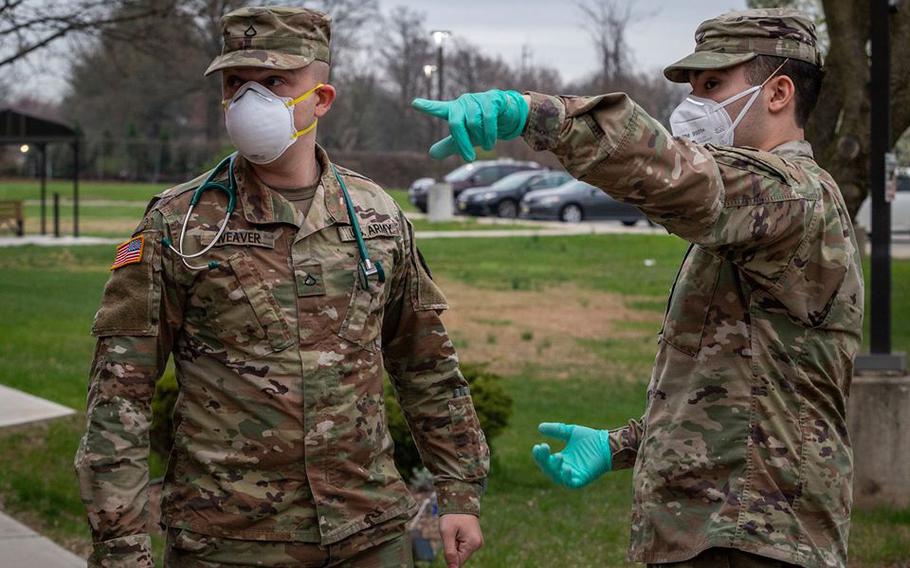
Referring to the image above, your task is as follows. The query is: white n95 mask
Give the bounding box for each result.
[669,58,788,146]
[224,81,324,164]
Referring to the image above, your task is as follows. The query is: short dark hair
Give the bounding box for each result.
[745,55,823,128]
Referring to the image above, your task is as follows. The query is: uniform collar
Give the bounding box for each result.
[770,139,814,160]
[234,145,349,233]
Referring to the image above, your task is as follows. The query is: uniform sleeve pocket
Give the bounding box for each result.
[411,248,448,312]
[92,230,162,337]
[447,395,490,479]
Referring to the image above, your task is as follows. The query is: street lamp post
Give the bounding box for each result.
[422,64,437,99]
[422,64,438,145]
[431,30,451,100]
[856,0,906,372]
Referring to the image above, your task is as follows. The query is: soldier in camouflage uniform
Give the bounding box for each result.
[414,8,862,568]
[74,7,489,568]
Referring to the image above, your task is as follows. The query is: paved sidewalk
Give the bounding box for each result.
[0,235,119,247]
[0,385,83,565]
[0,384,75,428]
[416,221,666,239]
[0,512,85,567]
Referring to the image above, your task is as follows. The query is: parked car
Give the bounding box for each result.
[408,177,435,196]
[857,172,910,234]
[520,180,648,224]
[408,158,542,212]
[456,170,574,218]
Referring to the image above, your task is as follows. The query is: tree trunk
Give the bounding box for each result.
[807,0,870,218]
[807,0,910,217]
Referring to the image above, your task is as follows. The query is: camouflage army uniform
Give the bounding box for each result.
[523,9,862,568]
[74,142,490,566]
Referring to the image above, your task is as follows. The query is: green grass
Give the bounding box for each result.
[419,233,687,297]
[464,374,641,567]
[0,233,908,566]
[863,258,910,351]
[0,179,167,202]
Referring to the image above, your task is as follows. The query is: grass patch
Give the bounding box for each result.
[0,179,167,202]
[418,233,688,297]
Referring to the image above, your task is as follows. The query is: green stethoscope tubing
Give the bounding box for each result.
[165,153,385,288]
[331,164,385,288]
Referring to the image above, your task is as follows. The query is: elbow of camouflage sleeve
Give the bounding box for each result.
[435,479,487,517]
[88,533,153,568]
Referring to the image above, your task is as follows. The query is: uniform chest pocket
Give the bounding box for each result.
[334,236,397,352]
[189,253,294,356]
[660,246,722,357]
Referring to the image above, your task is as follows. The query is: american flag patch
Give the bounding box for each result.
[111,236,144,270]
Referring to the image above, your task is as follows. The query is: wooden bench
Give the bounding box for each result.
[0,200,24,236]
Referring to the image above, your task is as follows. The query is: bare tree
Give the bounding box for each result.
[446,39,515,94]
[573,0,650,86]
[0,0,177,68]
[306,0,380,73]
[378,6,431,106]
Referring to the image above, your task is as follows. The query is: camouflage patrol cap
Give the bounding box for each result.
[204,6,331,77]
[663,8,821,83]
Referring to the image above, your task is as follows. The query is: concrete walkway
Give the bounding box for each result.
[0,513,85,567]
[0,235,119,247]
[416,220,667,239]
[0,385,84,566]
[0,384,75,428]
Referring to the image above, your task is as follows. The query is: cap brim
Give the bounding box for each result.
[204,50,316,77]
[663,51,758,83]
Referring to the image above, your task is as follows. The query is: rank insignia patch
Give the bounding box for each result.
[111,236,144,270]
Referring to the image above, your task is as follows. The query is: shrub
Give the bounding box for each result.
[150,370,179,463]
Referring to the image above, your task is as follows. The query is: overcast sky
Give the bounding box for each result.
[379,0,748,83]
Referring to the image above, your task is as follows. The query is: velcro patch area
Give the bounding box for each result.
[338,221,400,242]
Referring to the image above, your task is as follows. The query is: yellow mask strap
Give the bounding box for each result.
[287,83,325,107]
[293,118,318,139]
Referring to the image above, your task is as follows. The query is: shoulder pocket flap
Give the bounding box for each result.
[411,252,448,312]
[711,146,794,187]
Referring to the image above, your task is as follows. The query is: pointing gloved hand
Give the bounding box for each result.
[411,89,529,162]
[532,422,612,489]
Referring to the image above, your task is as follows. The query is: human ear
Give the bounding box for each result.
[767,75,795,115]
[314,84,336,118]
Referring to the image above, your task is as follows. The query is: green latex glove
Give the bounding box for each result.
[532,422,612,489]
[411,89,529,162]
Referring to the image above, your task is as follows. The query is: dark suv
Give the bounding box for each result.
[408,159,542,213]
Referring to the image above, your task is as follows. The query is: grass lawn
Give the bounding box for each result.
[0,233,908,566]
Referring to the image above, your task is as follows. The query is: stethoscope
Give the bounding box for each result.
[163,153,385,289]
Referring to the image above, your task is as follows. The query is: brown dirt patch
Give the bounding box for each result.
[438,278,661,379]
